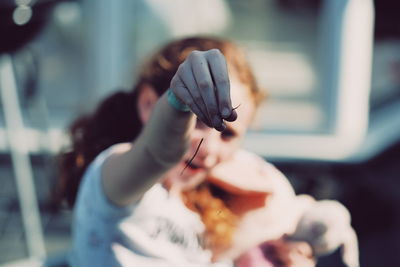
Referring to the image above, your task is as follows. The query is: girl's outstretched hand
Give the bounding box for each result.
[170,49,237,132]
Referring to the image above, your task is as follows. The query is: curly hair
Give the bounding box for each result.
[182,182,239,260]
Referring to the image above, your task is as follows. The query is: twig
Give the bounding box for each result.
[179,104,241,176]
[181,138,204,176]
[232,103,241,110]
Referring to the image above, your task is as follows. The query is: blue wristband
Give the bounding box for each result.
[167,89,190,112]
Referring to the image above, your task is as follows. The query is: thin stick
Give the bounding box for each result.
[232,103,241,110]
[181,138,204,176]
[179,104,241,176]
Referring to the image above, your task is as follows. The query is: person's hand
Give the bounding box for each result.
[170,49,237,131]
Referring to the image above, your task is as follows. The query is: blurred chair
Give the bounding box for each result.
[244,0,376,162]
[0,0,67,265]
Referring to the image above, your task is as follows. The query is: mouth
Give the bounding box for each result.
[184,160,203,172]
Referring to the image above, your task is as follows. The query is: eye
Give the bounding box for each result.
[221,128,236,140]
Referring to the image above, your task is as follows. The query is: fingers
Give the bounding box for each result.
[190,51,224,131]
[226,108,238,122]
[176,62,212,127]
[173,76,213,128]
[171,49,237,131]
[206,49,234,120]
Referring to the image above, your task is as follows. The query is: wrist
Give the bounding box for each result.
[167,89,190,112]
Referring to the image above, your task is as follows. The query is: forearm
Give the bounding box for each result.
[102,91,195,206]
[141,91,195,167]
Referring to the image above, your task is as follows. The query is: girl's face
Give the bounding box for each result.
[164,76,256,191]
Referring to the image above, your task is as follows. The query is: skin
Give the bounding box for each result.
[164,74,255,194]
[101,49,256,206]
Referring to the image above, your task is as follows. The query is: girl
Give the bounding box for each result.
[55,36,264,266]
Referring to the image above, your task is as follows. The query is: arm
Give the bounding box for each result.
[102,49,236,206]
[102,93,195,206]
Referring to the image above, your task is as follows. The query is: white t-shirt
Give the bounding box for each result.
[70,143,232,267]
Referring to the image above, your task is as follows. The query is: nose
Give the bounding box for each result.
[192,130,220,168]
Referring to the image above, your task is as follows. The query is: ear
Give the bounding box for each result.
[137,84,159,124]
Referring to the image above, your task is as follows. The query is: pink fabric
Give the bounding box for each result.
[235,245,274,267]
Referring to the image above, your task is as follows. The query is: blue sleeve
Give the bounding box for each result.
[75,143,136,222]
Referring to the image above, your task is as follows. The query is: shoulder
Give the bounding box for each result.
[75,142,135,219]
[83,142,134,188]
[95,143,133,167]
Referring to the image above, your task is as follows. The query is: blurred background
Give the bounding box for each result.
[0,0,399,266]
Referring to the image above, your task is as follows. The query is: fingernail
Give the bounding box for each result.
[221,107,231,118]
[226,110,237,121]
